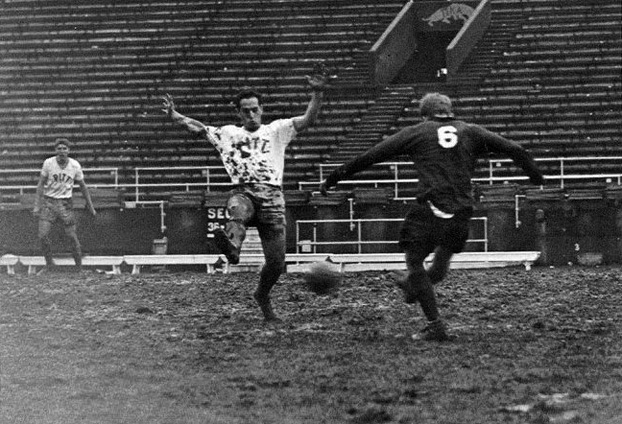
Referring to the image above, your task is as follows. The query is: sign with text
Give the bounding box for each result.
[206,206,229,237]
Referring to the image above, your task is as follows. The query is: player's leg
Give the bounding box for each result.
[254,222,286,321]
[410,212,471,340]
[38,218,55,267]
[252,185,287,321]
[430,210,472,284]
[64,224,82,270]
[214,192,255,265]
[398,203,451,341]
[404,248,451,341]
[427,245,454,284]
[58,199,82,270]
[396,203,435,303]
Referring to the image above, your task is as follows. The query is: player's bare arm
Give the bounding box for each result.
[33,174,46,216]
[292,62,332,132]
[162,93,208,136]
[77,180,97,217]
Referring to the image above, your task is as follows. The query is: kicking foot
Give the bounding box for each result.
[412,319,454,342]
[254,292,280,322]
[213,227,240,265]
[392,271,418,304]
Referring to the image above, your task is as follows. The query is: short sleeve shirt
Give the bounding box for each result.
[40,157,84,199]
[204,119,297,186]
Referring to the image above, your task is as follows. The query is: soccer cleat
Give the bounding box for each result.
[414,319,454,342]
[213,227,240,265]
[393,271,418,304]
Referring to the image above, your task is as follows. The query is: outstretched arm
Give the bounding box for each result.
[477,127,544,185]
[162,94,208,137]
[292,62,332,132]
[320,127,414,195]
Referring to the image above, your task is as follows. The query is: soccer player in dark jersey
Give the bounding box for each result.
[320,93,544,341]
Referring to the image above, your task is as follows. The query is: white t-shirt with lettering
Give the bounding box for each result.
[40,157,84,199]
[204,119,297,187]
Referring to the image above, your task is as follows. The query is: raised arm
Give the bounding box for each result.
[292,62,332,132]
[162,94,208,137]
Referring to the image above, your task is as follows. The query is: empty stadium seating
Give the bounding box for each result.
[1,0,620,199]
[0,0,405,197]
[341,0,621,187]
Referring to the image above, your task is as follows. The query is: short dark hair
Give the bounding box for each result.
[54,138,71,148]
[419,93,454,118]
[235,89,263,109]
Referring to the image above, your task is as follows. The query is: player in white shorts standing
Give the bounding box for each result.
[33,138,97,272]
[162,63,331,321]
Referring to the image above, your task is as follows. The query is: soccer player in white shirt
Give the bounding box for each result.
[33,138,97,272]
[162,63,330,321]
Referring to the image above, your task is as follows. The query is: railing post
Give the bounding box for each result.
[483,217,488,252]
[134,169,140,202]
[312,223,317,254]
[394,164,399,199]
[357,220,362,254]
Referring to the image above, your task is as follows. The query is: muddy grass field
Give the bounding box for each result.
[1,265,621,424]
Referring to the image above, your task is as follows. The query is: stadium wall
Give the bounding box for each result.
[1,190,621,266]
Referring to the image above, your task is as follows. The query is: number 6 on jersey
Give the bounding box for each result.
[437,125,458,148]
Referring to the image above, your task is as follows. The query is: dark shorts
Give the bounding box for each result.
[40,197,76,226]
[230,183,286,227]
[399,202,472,256]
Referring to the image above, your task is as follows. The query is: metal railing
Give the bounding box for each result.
[1,156,620,203]
[0,166,230,203]
[0,167,120,195]
[131,166,228,202]
[295,216,488,254]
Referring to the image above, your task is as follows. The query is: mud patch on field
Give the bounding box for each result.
[1,267,621,423]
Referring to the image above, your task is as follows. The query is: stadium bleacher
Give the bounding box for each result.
[0,0,406,197]
[1,0,620,195]
[329,0,621,186]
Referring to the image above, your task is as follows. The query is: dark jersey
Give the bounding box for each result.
[331,117,544,214]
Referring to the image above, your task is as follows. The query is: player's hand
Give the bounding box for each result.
[162,93,175,116]
[320,168,344,196]
[88,206,97,217]
[319,179,334,196]
[306,62,333,92]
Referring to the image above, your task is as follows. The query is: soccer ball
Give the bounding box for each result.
[304,261,342,295]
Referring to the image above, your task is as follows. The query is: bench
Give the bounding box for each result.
[0,254,19,275]
[283,251,542,273]
[123,254,227,274]
[4,251,541,275]
[18,256,124,275]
